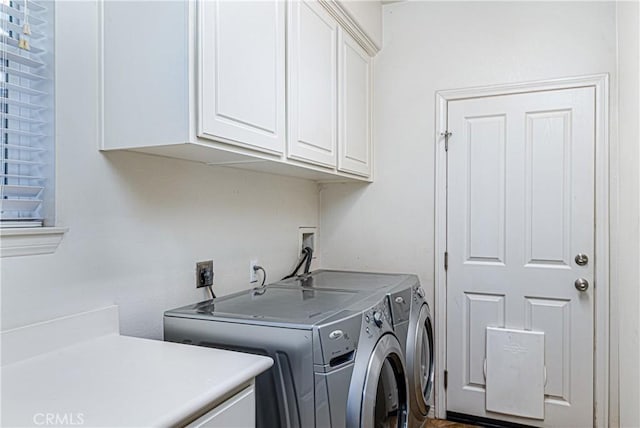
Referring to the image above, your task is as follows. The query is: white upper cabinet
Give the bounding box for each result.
[338,29,372,177]
[198,1,286,154]
[100,0,377,182]
[287,1,338,168]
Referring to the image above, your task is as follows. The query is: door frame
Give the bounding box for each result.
[433,74,610,426]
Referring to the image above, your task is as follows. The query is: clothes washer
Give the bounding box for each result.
[164,285,409,428]
[275,270,435,428]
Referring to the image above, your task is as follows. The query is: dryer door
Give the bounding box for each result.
[408,303,435,418]
[360,334,408,428]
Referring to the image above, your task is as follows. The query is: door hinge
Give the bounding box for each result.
[444,251,448,271]
[441,131,452,151]
[444,370,448,389]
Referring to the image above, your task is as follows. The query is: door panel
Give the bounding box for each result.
[465,115,506,264]
[288,0,338,168]
[446,87,595,427]
[524,298,571,403]
[526,111,572,266]
[198,0,285,154]
[464,293,505,389]
[338,29,372,177]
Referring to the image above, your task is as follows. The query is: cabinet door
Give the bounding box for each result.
[198,1,285,154]
[338,29,372,177]
[288,1,338,168]
[186,384,255,428]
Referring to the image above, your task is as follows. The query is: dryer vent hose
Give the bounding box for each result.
[282,246,313,280]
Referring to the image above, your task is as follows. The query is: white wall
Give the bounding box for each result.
[0,1,319,339]
[615,1,640,426]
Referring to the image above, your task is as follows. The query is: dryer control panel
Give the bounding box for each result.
[315,311,362,367]
[389,288,412,325]
[362,299,393,337]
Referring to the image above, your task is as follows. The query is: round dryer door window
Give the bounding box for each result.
[409,304,435,416]
[362,334,408,428]
[419,312,434,404]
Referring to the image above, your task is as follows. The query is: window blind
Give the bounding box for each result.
[0,0,52,228]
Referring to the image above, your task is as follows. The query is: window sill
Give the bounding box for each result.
[0,227,68,258]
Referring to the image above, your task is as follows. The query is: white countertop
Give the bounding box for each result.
[1,306,273,427]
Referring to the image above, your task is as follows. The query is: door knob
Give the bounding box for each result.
[575,278,589,292]
[575,253,589,266]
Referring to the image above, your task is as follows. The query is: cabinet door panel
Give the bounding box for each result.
[338,29,372,177]
[199,1,285,154]
[186,384,255,428]
[288,1,338,168]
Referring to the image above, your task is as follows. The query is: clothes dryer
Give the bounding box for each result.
[164,285,409,428]
[389,284,435,428]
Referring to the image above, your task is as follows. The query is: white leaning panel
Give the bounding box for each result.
[485,327,545,420]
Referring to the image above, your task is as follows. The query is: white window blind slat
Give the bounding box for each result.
[3,49,44,68]
[0,173,45,181]
[4,128,45,138]
[4,66,43,80]
[0,183,42,197]
[1,0,52,227]
[2,143,43,151]
[3,112,42,123]
[0,198,41,212]
[4,0,44,12]
[4,81,46,95]
[2,3,45,24]
[3,158,44,167]
[0,20,44,39]
[2,97,43,110]
[2,37,43,53]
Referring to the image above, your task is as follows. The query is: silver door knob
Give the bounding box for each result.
[575,278,589,292]
[575,253,589,266]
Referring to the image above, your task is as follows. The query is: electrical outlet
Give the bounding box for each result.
[249,259,258,283]
[196,260,214,288]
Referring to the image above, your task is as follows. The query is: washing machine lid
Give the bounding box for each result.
[277,270,417,292]
[165,286,361,327]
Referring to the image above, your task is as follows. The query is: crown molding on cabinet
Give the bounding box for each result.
[318,0,381,56]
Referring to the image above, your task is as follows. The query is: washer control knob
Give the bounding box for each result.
[372,311,383,328]
[395,296,405,304]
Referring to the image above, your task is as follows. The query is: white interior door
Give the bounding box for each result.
[445,87,595,427]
